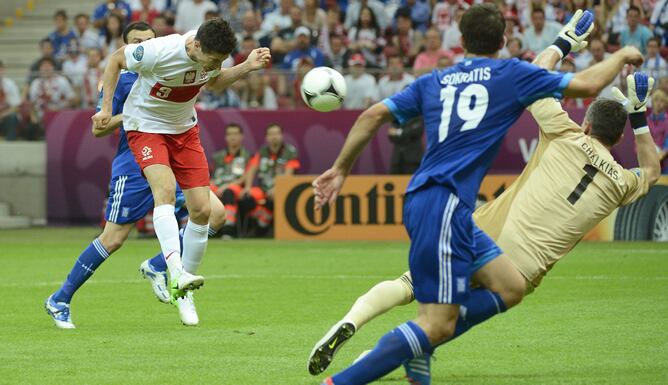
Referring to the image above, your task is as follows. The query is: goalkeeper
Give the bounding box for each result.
[308,12,661,383]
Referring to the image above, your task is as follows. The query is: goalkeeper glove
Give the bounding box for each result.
[550,9,595,59]
[612,72,655,135]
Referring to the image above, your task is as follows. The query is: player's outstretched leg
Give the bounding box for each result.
[45,223,132,329]
[308,272,414,375]
[401,255,526,384]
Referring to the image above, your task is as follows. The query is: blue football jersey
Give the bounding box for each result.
[383,57,573,208]
[96,71,140,178]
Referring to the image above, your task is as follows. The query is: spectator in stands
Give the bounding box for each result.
[413,28,453,76]
[401,0,430,33]
[238,10,265,43]
[0,61,21,141]
[74,14,102,50]
[378,55,415,100]
[343,54,378,109]
[348,6,387,68]
[326,34,351,72]
[504,13,524,41]
[659,76,668,95]
[220,0,253,34]
[620,5,653,54]
[244,123,300,234]
[271,6,307,62]
[584,39,619,99]
[432,0,468,33]
[437,55,453,69]
[174,0,217,33]
[93,0,132,29]
[345,0,388,31]
[101,13,126,56]
[132,0,160,24]
[521,0,558,27]
[28,58,77,139]
[198,76,242,109]
[385,8,423,67]
[49,10,78,61]
[62,43,88,91]
[501,37,525,59]
[212,123,253,237]
[319,6,346,55]
[575,37,608,70]
[651,0,668,45]
[127,0,167,13]
[523,8,563,54]
[442,6,466,53]
[643,37,668,80]
[599,0,634,43]
[388,117,424,174]
[282,27,327,70]
[27,39,62,85]
[152,14,175,37]
[81,49,104,109]
[238,72,278,109]
[302,0,327,35]
[648,89,668,172]
[261,0,294,35]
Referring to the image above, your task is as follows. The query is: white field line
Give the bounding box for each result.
[3,274,668,289]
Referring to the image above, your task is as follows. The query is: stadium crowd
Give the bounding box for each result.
[1,0,668,164]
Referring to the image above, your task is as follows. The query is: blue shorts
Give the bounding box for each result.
[105,174,186,225]
[404,185,502,304]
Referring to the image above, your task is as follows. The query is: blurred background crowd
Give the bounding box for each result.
[1,0,668,148]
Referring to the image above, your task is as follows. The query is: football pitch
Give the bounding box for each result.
[1,228,667,385]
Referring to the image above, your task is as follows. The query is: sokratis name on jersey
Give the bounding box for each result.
[581,141,620,181]
[440,67,492,86]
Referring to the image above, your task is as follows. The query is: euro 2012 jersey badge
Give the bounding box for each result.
[133,46,144,61]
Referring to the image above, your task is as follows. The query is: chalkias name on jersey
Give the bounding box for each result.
[581,141,620,181]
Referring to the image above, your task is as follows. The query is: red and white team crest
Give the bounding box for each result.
[142,145,153,161]
[183,70,197,84]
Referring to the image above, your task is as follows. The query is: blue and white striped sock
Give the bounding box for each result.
[53,238,110,303]
[330,321,432,385]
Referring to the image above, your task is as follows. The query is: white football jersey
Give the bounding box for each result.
[122,31,220,134]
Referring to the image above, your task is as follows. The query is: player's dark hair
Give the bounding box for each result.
[586,99,627,147]
[122,21,156,44]
[460,4,505,55]
[225,123,243,134]
[627,5,641,15]
[265,123,283,134]
[196,18,237,55]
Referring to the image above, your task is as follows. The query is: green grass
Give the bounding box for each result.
[1,228,667,384]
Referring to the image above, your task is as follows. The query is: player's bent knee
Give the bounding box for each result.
[189,203,211,224]
[209,205,226,229]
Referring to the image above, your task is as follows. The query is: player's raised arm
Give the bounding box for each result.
[92,47,127,128]
[211,48,271,90]
[613,73,661,187]
[564,47,644,98]
[313,103,395,209]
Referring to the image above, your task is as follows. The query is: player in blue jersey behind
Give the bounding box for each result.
[45,22,227,329]
[312,5,643,385]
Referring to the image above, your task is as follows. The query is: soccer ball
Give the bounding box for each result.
[300,67,347,112]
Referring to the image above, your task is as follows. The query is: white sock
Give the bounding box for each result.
[153,204,183,276]
[182,219,209,274]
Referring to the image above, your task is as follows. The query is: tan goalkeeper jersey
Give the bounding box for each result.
[473,98,650,287]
